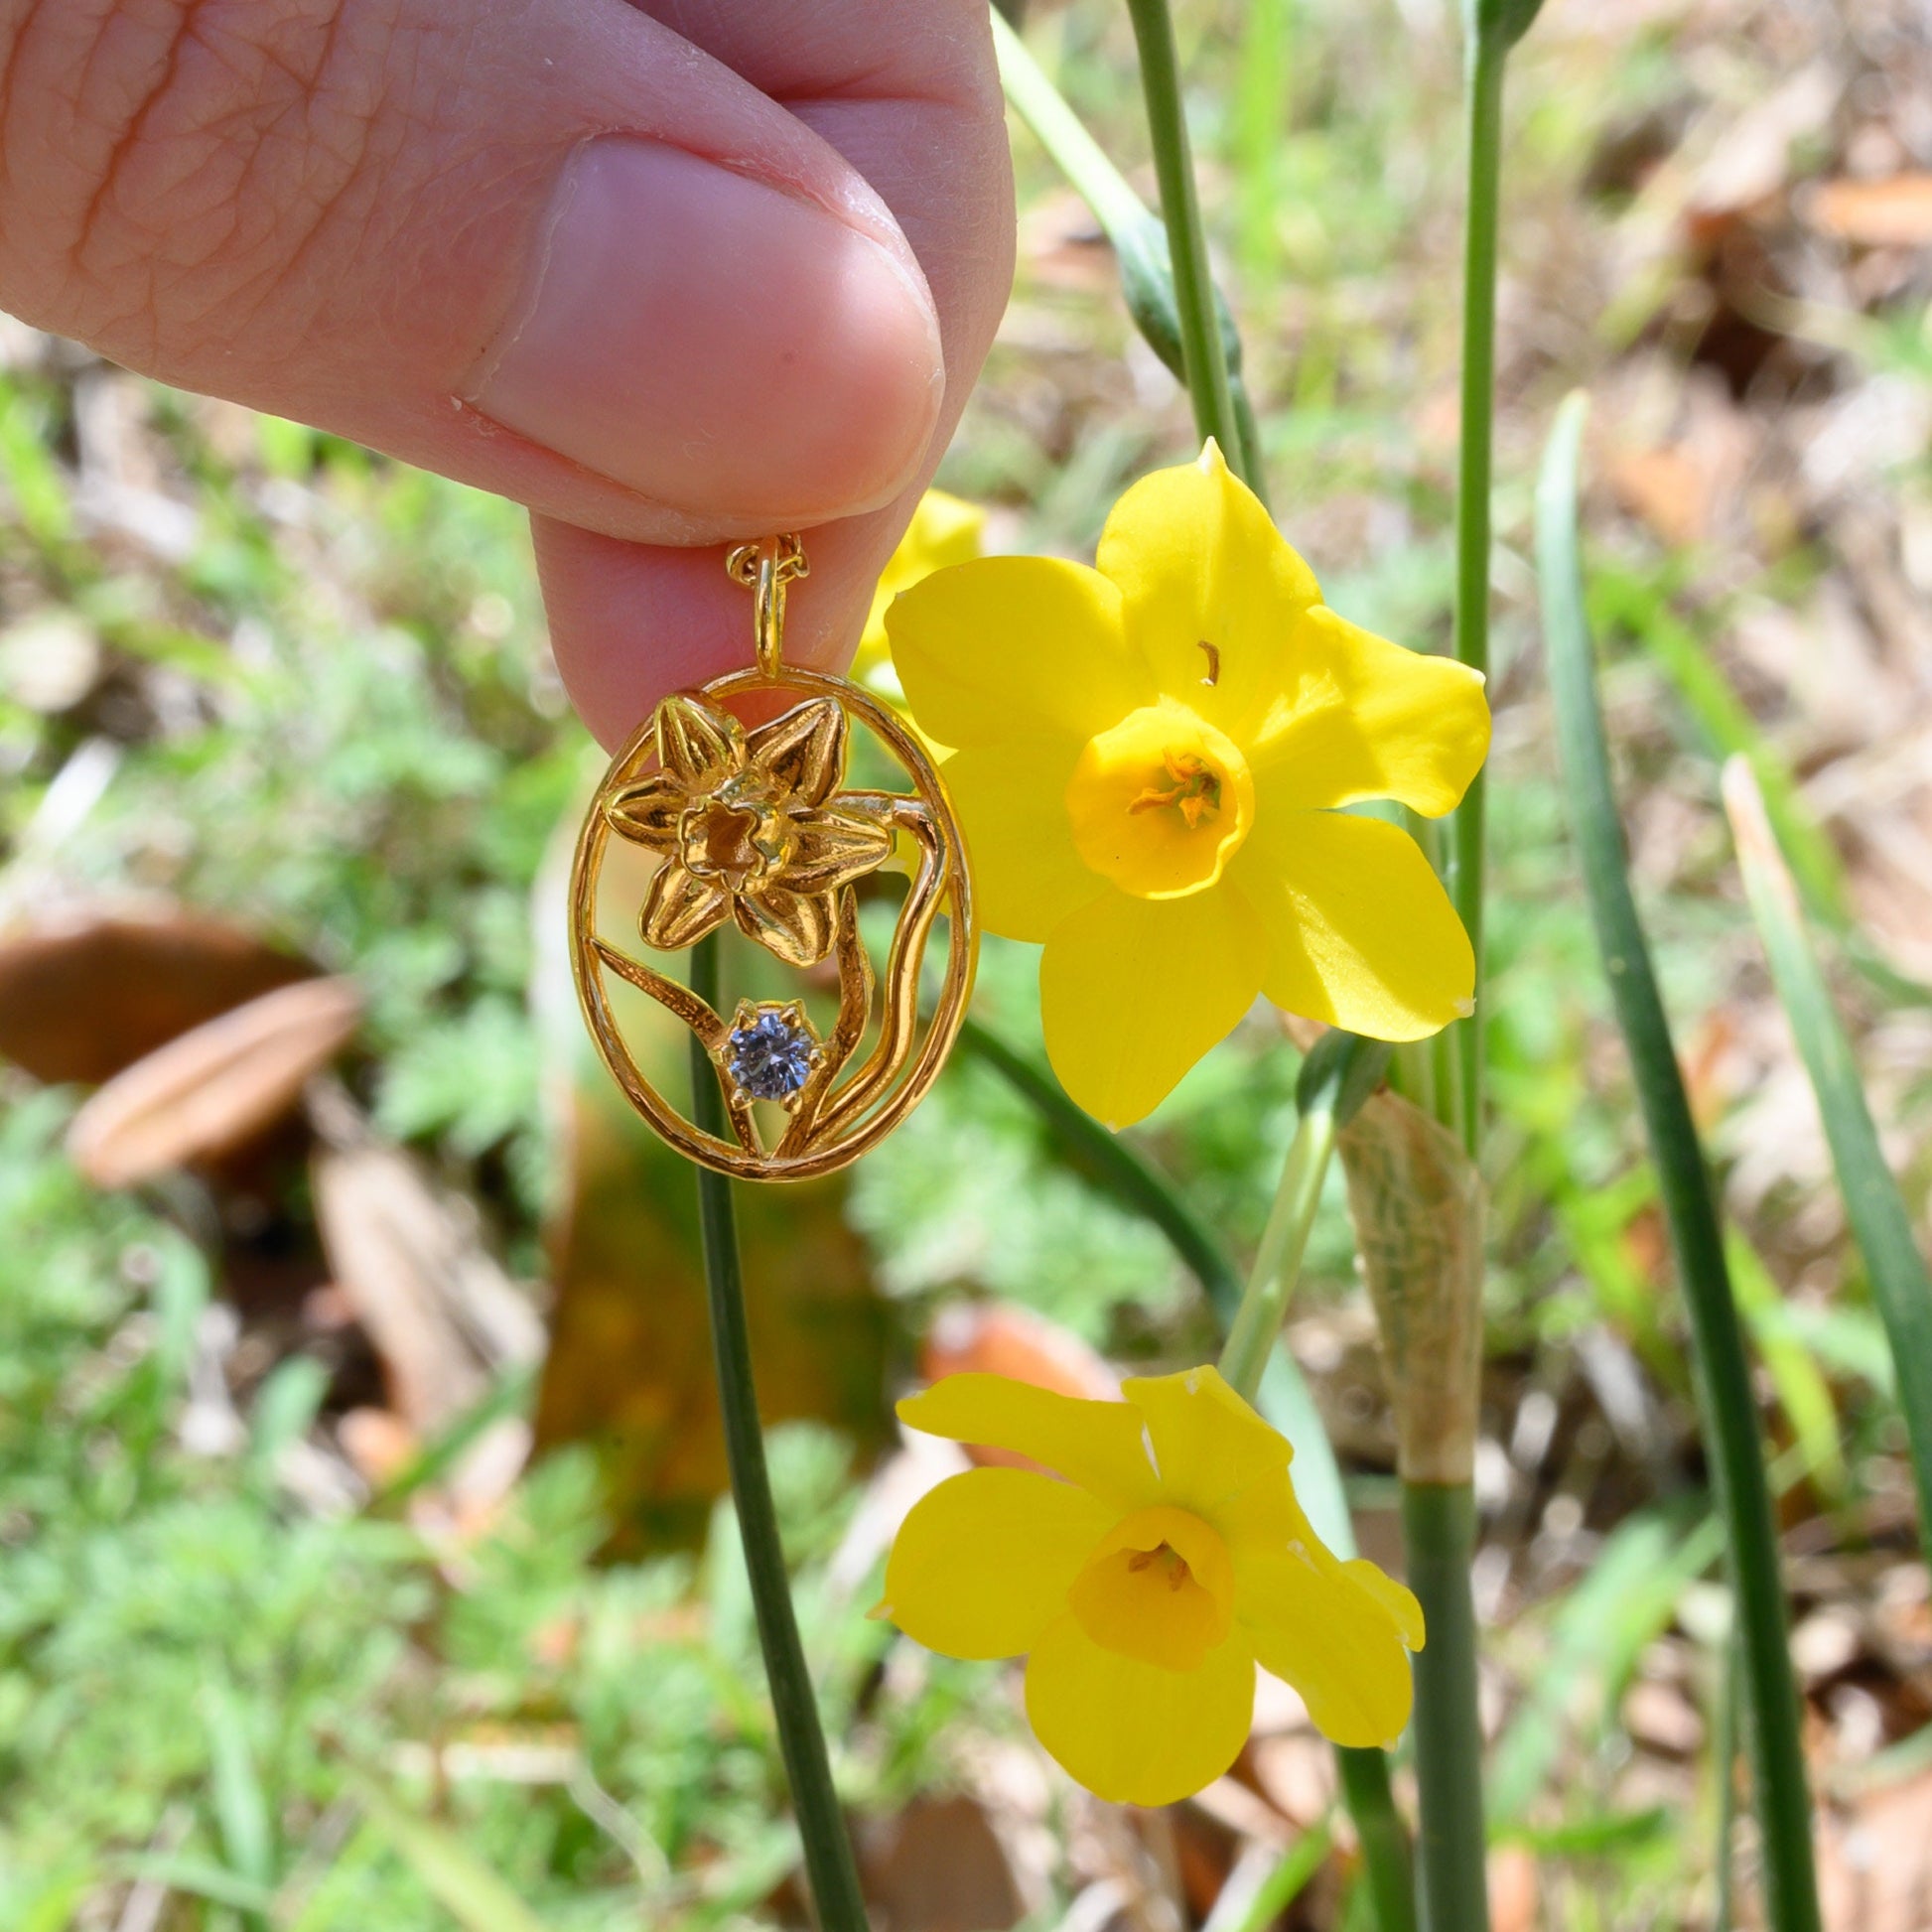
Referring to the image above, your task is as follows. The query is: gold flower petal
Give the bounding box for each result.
[657,694,745,791]
[735,884,838,968]
[639,862,732,951]
[747,697,847,806]
[785,801,896,896]
[604,772,686,852]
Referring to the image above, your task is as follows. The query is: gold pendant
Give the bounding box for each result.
[569,535,978,1180]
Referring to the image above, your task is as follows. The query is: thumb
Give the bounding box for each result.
[0,0,945,542]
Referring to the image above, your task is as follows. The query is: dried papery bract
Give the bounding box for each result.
[1338,1089,1485,1485]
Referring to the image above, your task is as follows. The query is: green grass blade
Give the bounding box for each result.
[118,1858,277,1916]
[1538,391,1822,1932]
[203,1675,277,1907]
[350,1780,558,1932]
[1221,1823,1331,1932]
[1489,1511,1720,1822]
[1597,564,1927,1007]
[1725,1230,1848,1499]
[0,376,74,551]
[1725,756,1932,1541]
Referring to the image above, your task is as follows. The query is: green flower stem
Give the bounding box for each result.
[1218,1097,1337,1401]
[687,934,869,1932]
[1337,1747,1419,1932]
[1539,392,1822,1932]
[1121,0,1241,468]
[958,1015,1414,1932]
[1401,1482,1490,1932]
[991,10,1269,500]
[1443,15,1509,1159]
[1218,1030,1387,1403]
[1725,757,1932,1544]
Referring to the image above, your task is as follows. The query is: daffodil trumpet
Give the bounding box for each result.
[879,1365,1424,1808]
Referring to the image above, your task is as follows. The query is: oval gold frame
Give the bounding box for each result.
[569,665,978,1181]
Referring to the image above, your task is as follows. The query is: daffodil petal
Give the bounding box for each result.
[1025,1613,1256,1806]
[657,694,743,790]
[1038,886,1265,1128]
[747,697,847,807]
[859,489,987,674]
[1097,442,1321,748]
[1233,1544,1418,1749]
[639,864,731,952]
[734,885,837,967]
[604,772,684,851]
[1234,811,1472,1041]
[1247,609,1490,817]
[1119,1366,1293,1518]
[1342,1557,1426,1652]
[887,558,1150,750]
[944,737,1105,942]
[786,804,896,896]
[897,1375,1158,1511]
[883,1467,1116,1661]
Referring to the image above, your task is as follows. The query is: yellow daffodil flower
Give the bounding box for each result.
[885,443,1491,1127]
[879,1365,1424,1808]
[856,488,987,692]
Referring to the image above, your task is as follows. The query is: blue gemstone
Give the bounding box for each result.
[726,1010,817,1100]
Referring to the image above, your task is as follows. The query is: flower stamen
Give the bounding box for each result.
[1126,1542,1194,1590]
[1128,752,1222,829]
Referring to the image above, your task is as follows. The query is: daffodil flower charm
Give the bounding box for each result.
[568,536,978,1180]
[606,691,897,970]
[880,1366,1424,1807]
[886,442,1492,1127]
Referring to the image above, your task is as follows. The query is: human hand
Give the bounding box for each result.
[0,0,1014,745]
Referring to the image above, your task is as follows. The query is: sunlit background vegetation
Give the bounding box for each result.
[5,0,1932,1925]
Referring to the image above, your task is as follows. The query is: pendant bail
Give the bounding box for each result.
[727,533,809,679]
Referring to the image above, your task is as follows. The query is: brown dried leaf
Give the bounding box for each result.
[1820,1765,1932,1932]
[859,1794,1026,1932]
[1806,175,1932,249]
[66,976,361,1187]
[1609,445,1712,547]
[1685,65,1837,225]
[312,1134,542,1437]
[0,906,311,1085]
[1489,1845,1540,1932]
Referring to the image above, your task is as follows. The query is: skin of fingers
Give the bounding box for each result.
[538,0,1015,748]
[0,0,1013,747]
[0,0,963,540]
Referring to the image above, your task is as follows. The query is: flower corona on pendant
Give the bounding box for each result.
[568,535,977,1180]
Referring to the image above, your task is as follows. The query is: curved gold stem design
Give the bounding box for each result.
[817,803,948,1140]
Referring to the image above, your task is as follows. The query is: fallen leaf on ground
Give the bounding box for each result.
[67,976,361,1186]
[1806,175,1932,248]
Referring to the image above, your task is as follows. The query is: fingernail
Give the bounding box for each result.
[469,139,943,521]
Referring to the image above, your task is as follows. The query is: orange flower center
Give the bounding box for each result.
[1065,701,1254,899]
